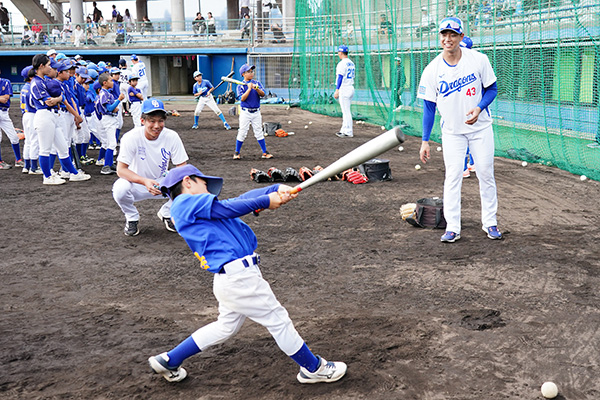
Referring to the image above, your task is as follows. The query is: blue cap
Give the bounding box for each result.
[88,69,99,80]
[76,67,90,78]
[87,62,98,71]
[141,98,166,114]
[21,66,33,80]
[97,61,107,68]
[193,71,202,78]
[56,53,67,61]
[160,164,223,198]
[77,60,88,66]
[92,80,102,92]
[128,72,139,81]
[47,79,63,97]
[337,44,349,53]
[50,58,61,69]
[460,36,473,49]
[239,63,255,76]
[57,62,71,73]
[109,67,121,74]
[119,58,127,66]
[131,54,138,61]
[439,17,463,35]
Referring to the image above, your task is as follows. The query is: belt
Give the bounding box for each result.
[218,253,260,274]
[242,107,260,113]
[0,108,8,112]
[42,108,59,114]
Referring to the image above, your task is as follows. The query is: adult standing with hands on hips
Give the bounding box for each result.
[417,17,502,243]
[334,44,355,138]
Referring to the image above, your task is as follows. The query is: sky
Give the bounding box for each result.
[3,0,227,25]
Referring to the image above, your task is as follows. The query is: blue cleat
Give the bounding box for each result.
[441,231,460,243]
[483,226,502,240]
[191,125,198,129]
[224,122,231,130]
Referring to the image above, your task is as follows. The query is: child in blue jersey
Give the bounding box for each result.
[148,164,347,384]
[191,71,231,130]
[97,72,125,174]
[0,71,23,169]
[233,63,272,159]
[20,66,42,174]
[127,74,143,127]
[109,67,124,144]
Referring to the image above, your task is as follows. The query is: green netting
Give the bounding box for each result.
[290,0,600,180]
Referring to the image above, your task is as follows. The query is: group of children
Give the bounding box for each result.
[0,51,146,185]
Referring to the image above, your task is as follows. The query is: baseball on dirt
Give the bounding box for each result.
[304,125,308,129]
[521,161,528,167]
[398,146,404,152]
[541,382,558,399]
[309,121,313,125]
[415,164,421,170]
[288,120,292,124]
[381,125,385,130]
[437,146,442,152]
[580,175,587,181]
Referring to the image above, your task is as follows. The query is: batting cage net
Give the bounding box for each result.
[289,0,600,180]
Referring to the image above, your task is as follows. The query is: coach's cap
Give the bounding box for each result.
[160,164,224,198]
[421,6,428,11]
[193,71,202,78]
[239,63,255,76]
[131,54,139,60]
[118,58,127,66]
[141,98,166,115]
[74,54,82,60]
[21,66,33,80]
[46,49,57,56]
[76,67,90,78]
[109,67,121,74]
[439,17,463,35]
[460,36,473,49]
[337,44,349,53]
[88,69,99,80]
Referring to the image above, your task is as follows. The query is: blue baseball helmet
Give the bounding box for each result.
[337,44,349,53]
[460,36,473,49]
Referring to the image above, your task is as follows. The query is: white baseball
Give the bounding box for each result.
[415,164,421,170]
[580,175,587,181]
[288,120,292,124]
[436,146,442,152]
[521,161,528,167]
[541,382,558,399]
[309,121,313,125]
[304,125,308,129]
[398,146,404,152]
[381,126,385,130]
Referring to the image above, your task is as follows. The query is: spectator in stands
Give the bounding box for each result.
[115,23,125,45]
[31,19,43,43]
[192,12,206,36]
[240,0,250,23]
[61,22,72,42]
[416,7,435,38]
[98,17,109,36]
[73,24,84,46]
[86,28,97,45]
[343,19,354,39]
[0,2,9,33]
[124,9,134,32]
[270,22,285,43]
[92,1,103,23]
[141,16,153,35]
[21,26,34,46]
[379,13,393,35]
[51,25,61,43]
[241,13,251,39]
[207,12,217,36]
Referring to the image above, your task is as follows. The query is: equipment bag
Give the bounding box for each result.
[405,197,447,229]
[263,122,282,136]
[360,158,392,182]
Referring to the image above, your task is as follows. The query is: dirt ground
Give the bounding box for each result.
[1,101,599,400]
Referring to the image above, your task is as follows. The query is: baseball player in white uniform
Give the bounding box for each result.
[334,44,355,138]
[418,17,502,242]
[130,55,149,99]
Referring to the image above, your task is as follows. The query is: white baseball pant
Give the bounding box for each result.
[191,261,304,356]
[0,109,20,145]
[100,115,119,150]
[112,177,172,222]
[34,109,69,158]
[137,80,149,99]
[87,113,100,137]
[22,112,38,160]
[194,95,222,116]
[75,109,90,145]
[442,125,498,234]
[130,102,142,128]
[236,110,264,142]
[338,86,354,136]
[59,110,75,145]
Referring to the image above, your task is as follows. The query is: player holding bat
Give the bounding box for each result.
[191,71,231,130]
[148,164,347,384]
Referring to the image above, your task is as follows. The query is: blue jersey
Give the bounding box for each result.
[193,80,213,98]
[170,185,279,274]
[0,77,13,110]
[84,87,96,116]
[74,81,87,108]
[128,86,142,103]
[110,79,120,100]
[20,82,36,114]
[30,76,60,111]
[97,88,117,116]
[236,79,264,109]
[59,80,78,113]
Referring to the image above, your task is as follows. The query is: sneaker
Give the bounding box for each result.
[148,353,187,383]
[297,356,347,384]
[70,171,91,181]
[22,167,29,174]
[224,122,231,130]
[483,226,502,240]
[0,160,12,169]
[60,170,71,179]
[80,156,93,165]
[101,165,117,175]
[15,159,24,167]
[441,231,461,243]
[191,124,198,129]
[124,220,140,236]
[468,164,476,172]
[261,152,274,159]
[95,158,105,166]
[336,132,353,138]
[29,168,43,175]
[233,152,241,160]
[43,175,66,185]
[157,210,176,232]
[463,170,470,178]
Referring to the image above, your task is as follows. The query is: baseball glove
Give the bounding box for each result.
[16,128,25,140]
[400,203,417,221]
[346,170,369,184]
[341,168,355,181]
[283,167,301,182]
[250,168,272,183]
[299,166,313,181]
[275,129,288,137]
[267,167,285,182]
